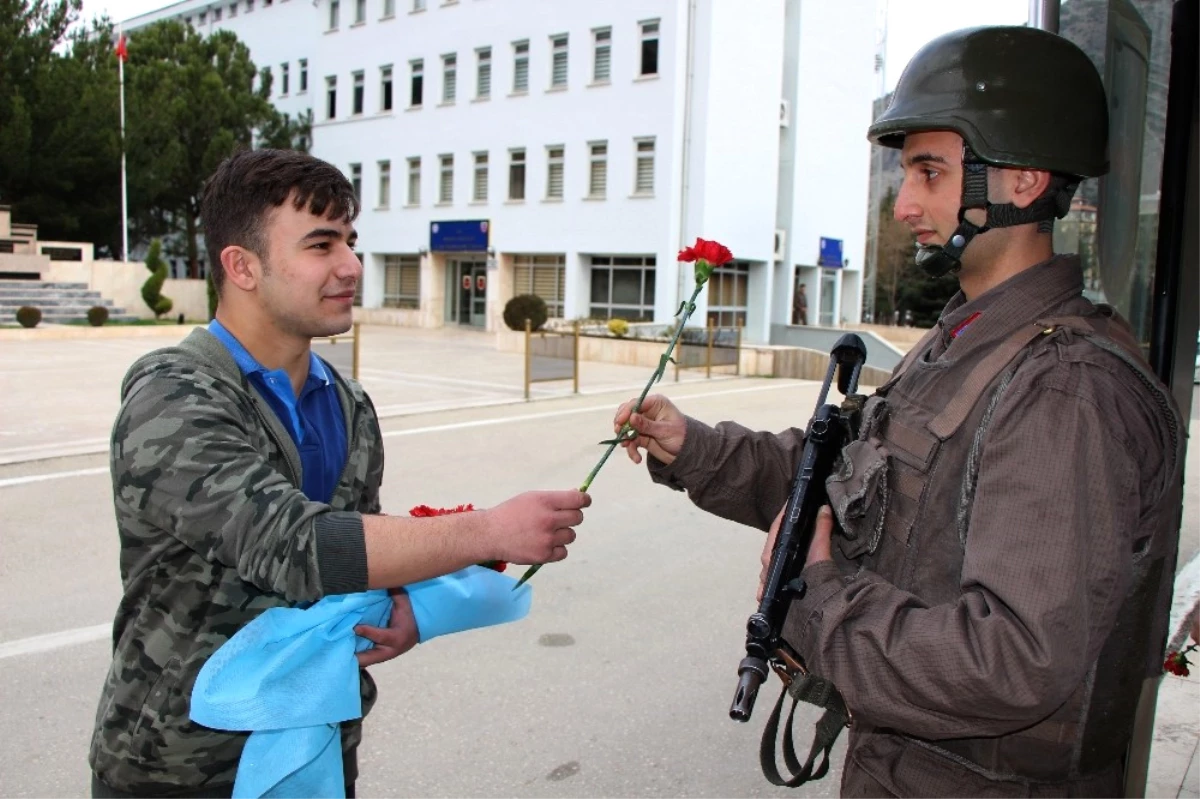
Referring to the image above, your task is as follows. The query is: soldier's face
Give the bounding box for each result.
[256,200,361,339]
[894,130,965,248]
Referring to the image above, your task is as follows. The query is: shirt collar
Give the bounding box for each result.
[208,319,331,389]
[933,255,1084,354]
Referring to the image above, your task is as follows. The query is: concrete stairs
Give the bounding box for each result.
[0,280,139,324]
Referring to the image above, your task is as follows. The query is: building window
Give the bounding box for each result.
[508,149,525,201]
[546,145,564,199]
[550,34,568,88]
[412,0,425,10]
[228,3,237,17]
[183,16,191,25]
[640,20,659,76]
[328,0,339,29]
[410,59,423,106]
[383,254,420,308]
[589,255,656,321]
[354,0,365,24]
[245,0,254,11]
[198,11,207,24]
[406,157,420,205]
[593,28,611,83]
[442,54,457,103]
[326,75,337,119]
[634,137,655,195]
[439,154,453,203]
[706,260,749,327]
[588,141,607,199]
[299,59,308,92]
[264,0,272,7]
[513,254,565,318]
[380,65,393,110]
[382,0,394,17]
[280,62,290,94]
[349,163,362,199]
[512,40,529,93]
[213,7,222,20]
[476,47,491,100]
[472,152,489,202]
[378,160,391,207]
[262,66,272,96]
[352,71,364,114]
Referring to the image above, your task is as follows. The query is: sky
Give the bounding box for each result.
[77,0,1032,94]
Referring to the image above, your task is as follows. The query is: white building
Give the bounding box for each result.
[124,0,877,343]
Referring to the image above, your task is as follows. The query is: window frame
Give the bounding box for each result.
[512,40,529,94]
[325,75,338,119]
[545,145,564,200]
[406,156,421,206]
[588,140,607,199]
[508,148,526,201]
[442,52,457,104]
[639,19,660,77]
[588,255,657,321]
[383,254,421,309]
[380,64,393,111]
[410,58,424,107]
[438,153,454,204]
[351,70,365,115]
[550,34,568,89]
[377,160,391,208]
[634,137,655,196]
[592,27,612,84]
[476,46,492,100]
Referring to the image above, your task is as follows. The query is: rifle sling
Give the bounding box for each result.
[759,672,850,788]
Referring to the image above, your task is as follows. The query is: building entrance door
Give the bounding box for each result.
[450,259,487,327]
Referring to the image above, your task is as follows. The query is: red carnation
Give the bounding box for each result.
[408,503,506,572]
[1164,645,1196,677]
[677,237,734,267]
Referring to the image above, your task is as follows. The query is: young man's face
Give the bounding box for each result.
[893,130,965,249]
[255,198,361,340]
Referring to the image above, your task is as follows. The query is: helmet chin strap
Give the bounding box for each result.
[915,148,991,278]
[914,146,1077,279]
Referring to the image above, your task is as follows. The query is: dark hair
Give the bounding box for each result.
[200,149,360,293]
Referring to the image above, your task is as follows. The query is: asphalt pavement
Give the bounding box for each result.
[0,324,1196,798]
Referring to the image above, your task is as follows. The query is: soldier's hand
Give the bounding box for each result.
[614,394,688,466]
[757,504,834,602]
[482,489,590,565]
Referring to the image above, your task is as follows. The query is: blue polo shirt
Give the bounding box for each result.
[208,321,348,504]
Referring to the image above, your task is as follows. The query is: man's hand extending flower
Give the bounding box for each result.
[1164,644,1197,677]
[515,237,734,589]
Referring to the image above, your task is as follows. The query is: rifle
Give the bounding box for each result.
[729,333,868,787]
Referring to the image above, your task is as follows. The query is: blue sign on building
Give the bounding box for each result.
[430,220,490,252]
[818,237,844,268]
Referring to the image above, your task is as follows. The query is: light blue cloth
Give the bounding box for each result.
[191,567,532,798]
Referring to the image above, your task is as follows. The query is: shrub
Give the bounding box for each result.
[141,239,174,318]
[86,306,109,326]
[15,306,41,328]
[502,294,548,332]
[607,318,629,338]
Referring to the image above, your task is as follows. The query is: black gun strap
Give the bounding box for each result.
[759,673,849,788]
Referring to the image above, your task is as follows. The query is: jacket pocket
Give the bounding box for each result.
[827,439,890,559]
[130,656,182,760]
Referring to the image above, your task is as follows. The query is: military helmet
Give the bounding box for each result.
[868,26,1109,178]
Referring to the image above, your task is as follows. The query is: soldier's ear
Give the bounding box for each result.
[1010,168,1053,210]
[221,246,260,292]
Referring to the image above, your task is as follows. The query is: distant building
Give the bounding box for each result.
[124,0,876,341]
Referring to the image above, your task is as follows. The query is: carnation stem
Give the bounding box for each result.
[514,280,708,590]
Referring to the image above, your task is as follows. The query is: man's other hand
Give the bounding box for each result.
[355,588,418,667]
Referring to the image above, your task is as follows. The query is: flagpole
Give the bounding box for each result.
[118,25,129,262]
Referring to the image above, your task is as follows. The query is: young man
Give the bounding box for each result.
[615,27,1182,797]
[89,149,589,797]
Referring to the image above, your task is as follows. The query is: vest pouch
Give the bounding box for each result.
[827,439,890,559]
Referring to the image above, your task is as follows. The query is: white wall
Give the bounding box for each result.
[787,0,875,325]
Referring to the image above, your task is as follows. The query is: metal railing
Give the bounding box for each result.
[311,322,361,380]
[673,324,742,381]
[524,318,579,399]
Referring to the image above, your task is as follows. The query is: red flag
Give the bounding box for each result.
[115,34,128,63]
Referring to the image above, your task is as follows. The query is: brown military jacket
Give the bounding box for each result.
[651,256,1184,797]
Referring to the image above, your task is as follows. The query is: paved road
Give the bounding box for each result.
[0,327,1196,797]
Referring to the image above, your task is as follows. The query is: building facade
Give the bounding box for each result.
[124,0,876,343]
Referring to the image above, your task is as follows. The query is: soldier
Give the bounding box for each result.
[88,149,589,798]
[615,26,1183,797]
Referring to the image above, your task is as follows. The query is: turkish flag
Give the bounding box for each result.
[115,34,128,63]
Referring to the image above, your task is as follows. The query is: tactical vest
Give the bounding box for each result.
[825,305,1184,784]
